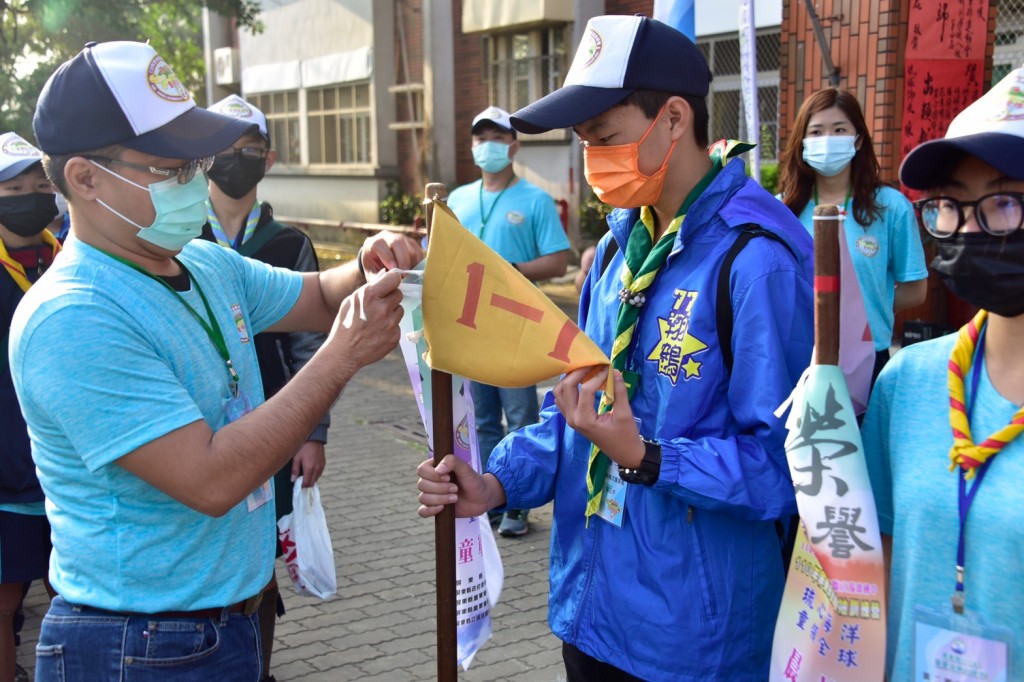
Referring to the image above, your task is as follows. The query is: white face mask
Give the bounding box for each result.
[802,135,857,177]
[91,161,210,251]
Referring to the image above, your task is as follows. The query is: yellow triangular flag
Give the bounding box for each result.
[421,200,609,387]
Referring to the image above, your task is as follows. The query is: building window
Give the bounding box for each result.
[307,82,373,165]
[486,26,568,114]
[251,90,301,166]
[698,30,781,162]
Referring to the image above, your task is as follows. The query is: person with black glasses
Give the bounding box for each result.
[200,94,329,682]
[9,42,421,680]
[862,66,1024,682]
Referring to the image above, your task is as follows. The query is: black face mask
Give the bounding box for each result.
[207,155,266,200]
[932,230,1024,318]
[0,192,59,237]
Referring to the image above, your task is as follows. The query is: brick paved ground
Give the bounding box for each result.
[15,284,581,680]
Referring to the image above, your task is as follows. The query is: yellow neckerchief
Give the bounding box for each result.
[947,309,1024,479]
[0,230,61,292]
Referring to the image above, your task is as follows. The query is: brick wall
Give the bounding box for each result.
[449,1,491,190]
[779,0,907,183]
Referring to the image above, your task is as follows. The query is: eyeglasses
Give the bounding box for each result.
[214,147,269,162]
[913,193,1024,239]
[84,156,214,185]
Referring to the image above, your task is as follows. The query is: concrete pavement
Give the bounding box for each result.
[16,346,569,681]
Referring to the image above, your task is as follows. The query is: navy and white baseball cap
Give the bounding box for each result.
[0,133,44,182]
[34,41,256,159]
[471,106,516,136]
[901,66,1024,188]
[208,94,270,144]
[510,15,711,134]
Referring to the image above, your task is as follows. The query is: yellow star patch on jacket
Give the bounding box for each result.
[646,289,708,384]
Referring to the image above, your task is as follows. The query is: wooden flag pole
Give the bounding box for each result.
[812,204,841,366]
[424,182,458,682]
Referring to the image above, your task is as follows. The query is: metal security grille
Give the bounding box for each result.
[698,29,782,162]
[994,0,1024,83]
[486,27,569,115]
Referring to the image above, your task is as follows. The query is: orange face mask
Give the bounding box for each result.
[583,105,678,209]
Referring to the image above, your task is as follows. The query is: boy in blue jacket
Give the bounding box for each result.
[418,15,814,681]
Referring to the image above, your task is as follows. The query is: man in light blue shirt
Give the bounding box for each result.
[447,106,570,537]
[11,41,421,681]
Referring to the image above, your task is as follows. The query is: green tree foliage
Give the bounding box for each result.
[0,0,263,141]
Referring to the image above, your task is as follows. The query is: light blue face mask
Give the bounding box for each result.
[91,161,210,251]
[802,135,857,177]
[472,141,512,174]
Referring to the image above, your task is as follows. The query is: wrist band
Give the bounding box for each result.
[356,247,367,280]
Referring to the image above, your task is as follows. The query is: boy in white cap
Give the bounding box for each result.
[418,16,813,680]
[863,66,1024,682]
[447,105,570,537]
[11,41,421,679]
[202,93,329,681]
[0,132,58,682]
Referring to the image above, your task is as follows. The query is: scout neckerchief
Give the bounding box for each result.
[947,310,1024,478]
[477,175,515,242]
[98,249,241,394]
[584,162,720,520]
[945,310,1024,612]
[207,200,261,250]
[0,230,61,292]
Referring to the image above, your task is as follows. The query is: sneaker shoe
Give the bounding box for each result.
[498,509,529,537]
[15,663,29,682]
[487,509,503,526]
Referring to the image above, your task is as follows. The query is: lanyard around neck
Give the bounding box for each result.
[98,249,240,391]
[953,325,993,614]
[813,185,851,215]
[478,176,514,241]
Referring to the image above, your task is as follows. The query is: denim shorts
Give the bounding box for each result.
[35,596,262,681]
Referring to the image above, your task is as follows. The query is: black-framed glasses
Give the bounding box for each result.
[84,156,214,185]
[214,146,269,162]
[913,193,1024,239]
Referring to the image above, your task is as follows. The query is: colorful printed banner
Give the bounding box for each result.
[421,201,609,388]
[770,365,886,681]
[398,272,503,670]
[837,221,875,415]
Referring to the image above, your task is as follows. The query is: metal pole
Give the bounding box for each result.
[802,0,841,87]
[424,182,457,682]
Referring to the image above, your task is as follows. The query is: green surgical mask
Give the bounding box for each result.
[91,161,210,251]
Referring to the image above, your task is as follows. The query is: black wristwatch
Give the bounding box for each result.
[619,437,662,486]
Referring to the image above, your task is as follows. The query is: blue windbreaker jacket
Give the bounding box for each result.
[488,161,814,681]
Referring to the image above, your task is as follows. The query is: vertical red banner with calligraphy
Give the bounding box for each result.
[902,0,989,165]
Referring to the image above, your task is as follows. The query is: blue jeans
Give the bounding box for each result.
[35,596,262,681]
[470,382,540,470]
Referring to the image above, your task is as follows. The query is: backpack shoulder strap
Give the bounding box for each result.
[598,237,619,279]
[717,225,793,373]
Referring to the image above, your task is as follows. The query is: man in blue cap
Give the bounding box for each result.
[12,41,421,679]
[418,15,813,680]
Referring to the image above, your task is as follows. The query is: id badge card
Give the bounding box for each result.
[913,605,1012,681]
[224,386,273,513]
[596,461,627,527]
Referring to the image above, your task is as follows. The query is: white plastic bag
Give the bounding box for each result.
[276,477,337,599]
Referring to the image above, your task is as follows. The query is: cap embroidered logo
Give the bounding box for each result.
[1,135,41,158]
[146,56,190,103]
[582,29,603,68]
[221,100,255,119]
[990,71,1024,121]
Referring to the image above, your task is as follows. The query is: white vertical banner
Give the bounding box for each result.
[738,0,762,184]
